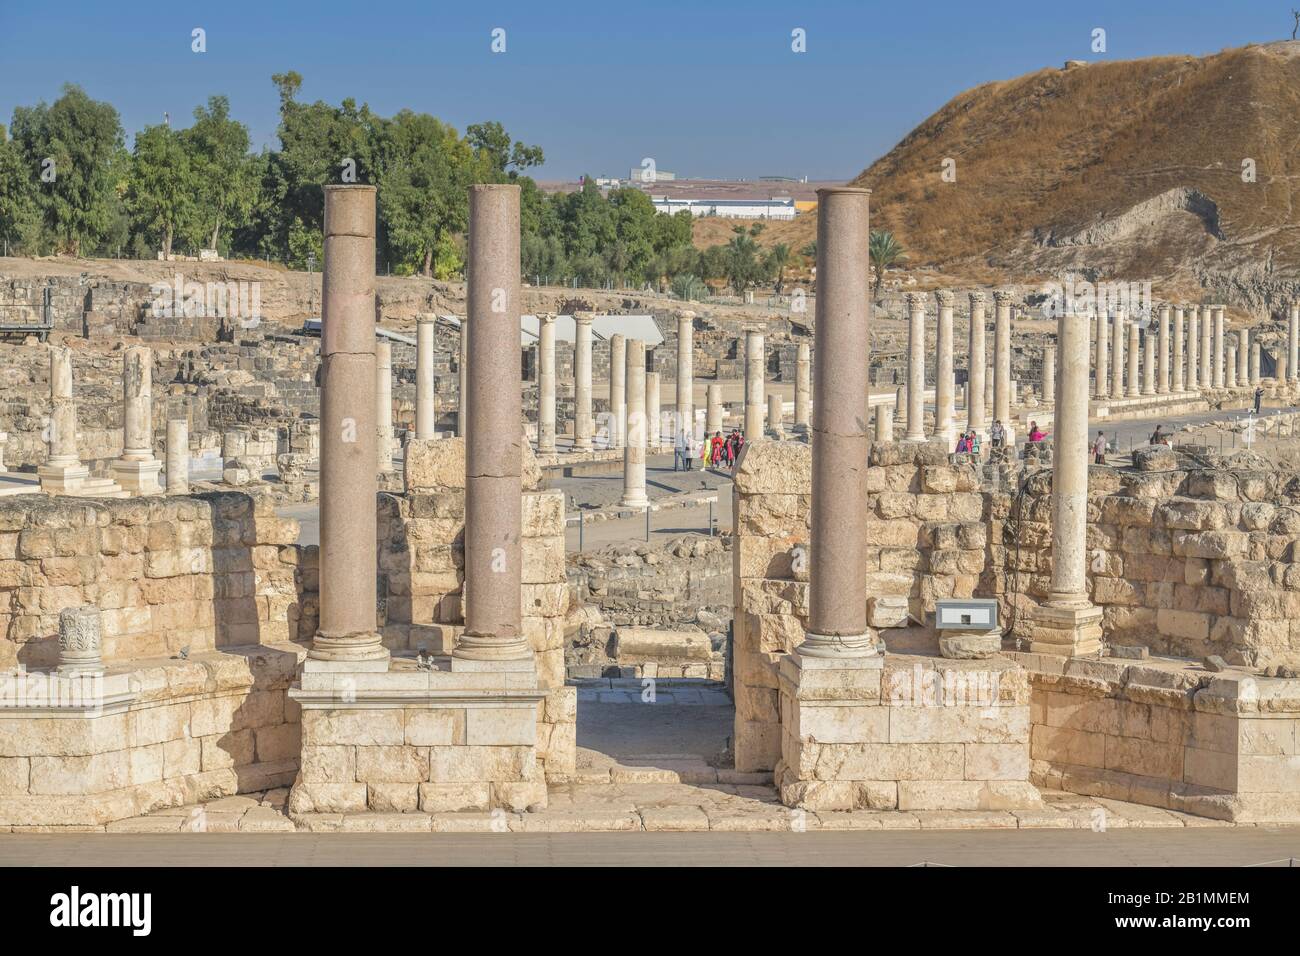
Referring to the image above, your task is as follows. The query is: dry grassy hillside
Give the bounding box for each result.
[700,42,1300,313]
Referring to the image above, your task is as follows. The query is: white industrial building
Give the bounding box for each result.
[650,196,797,220]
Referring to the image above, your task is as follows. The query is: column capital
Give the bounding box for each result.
[675,309,696,323]
[573,311,595,326]
[904,291,926,310]
[537,311,557,326]
[933,289,954,307]
[992,289,1014,305]
[968,289,986,307]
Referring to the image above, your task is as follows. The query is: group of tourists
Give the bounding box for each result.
[675,428,747,472]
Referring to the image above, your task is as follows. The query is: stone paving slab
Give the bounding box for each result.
[22,782,1276,834]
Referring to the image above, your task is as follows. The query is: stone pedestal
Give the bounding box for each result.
[939,628,1002,660]
[111,344,164,496]
[1025,603,1103,656]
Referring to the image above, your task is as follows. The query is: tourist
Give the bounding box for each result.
[1149,424,1169,446]
[1028,421,1046,443]
[710,431,725,467]
[990,419,1005,449]
[955,432,970,454]
[1255,386,1264,415]
[1093,430,1107,464]
[674,428,689,471]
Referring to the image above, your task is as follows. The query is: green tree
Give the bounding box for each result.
[126,123,196,258]
[869,229,907,296]
[466,121,543,180]
[9,84,124,255]
[182,96,255,252]
[0,126,39,254]
[766,243,791,294]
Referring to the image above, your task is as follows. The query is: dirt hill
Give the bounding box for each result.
[726,42,1300,315]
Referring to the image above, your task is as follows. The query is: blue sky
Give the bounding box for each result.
[0,0,1291,180]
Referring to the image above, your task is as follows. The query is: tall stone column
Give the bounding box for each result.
[457,318,469,437]
[1157,304,1171,394]
[111,344,163,495]
[1199,305,1212,387]
[1250,341,1261,386]
[1094,308,1109,398]
[744,329,765,439]
[676,310,695,443]
[1284,304,1294,382]
[993,290,1012,427]
[1110,308,1126,399]
[706,383,723,436]
[609,333,626,448]
[1226,344,1238,388]
[310,184,386,664]
[794,341,811,435]
[1142,327,1156,396]
[573,313,594,451]
[416,315,437,439]
[376,338,394,472]
[767,393,783,438]
[620,339,649,508]
[536,313,557,453]
[38,345,89,494]
[1173,307,1185,393]
[1213,306,1226,389]
[645,371,661,452]
[905,292,928,441]
[968,291,987,433]
[456,183,529,661]
[1237,329,1249,387]
[165,419,188,494]
[1027,309,1102,657]
[1187,307,1200,391]
[801,186,874,658]
[934,289,955,446]
[1042,345,1056,405]
[1126,316,1140,398]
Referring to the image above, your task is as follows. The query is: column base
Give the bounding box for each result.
[618,491,650,509]
[797,630,878,659]
[110,458,164,496]
[1024,602,1103,657]
[452,631,533,662]
[38,462,88,494]
[307,631,391,666]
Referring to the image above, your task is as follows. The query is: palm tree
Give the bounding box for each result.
[767,243,791,294]
[869,230,907,296]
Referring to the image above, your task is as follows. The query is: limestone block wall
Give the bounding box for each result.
[395,437,576,780]
[1015,651,1300,822]
[0,645,304,829]
[0,493,308,671]
[731,440,987,772]
[994,459,1300,667]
